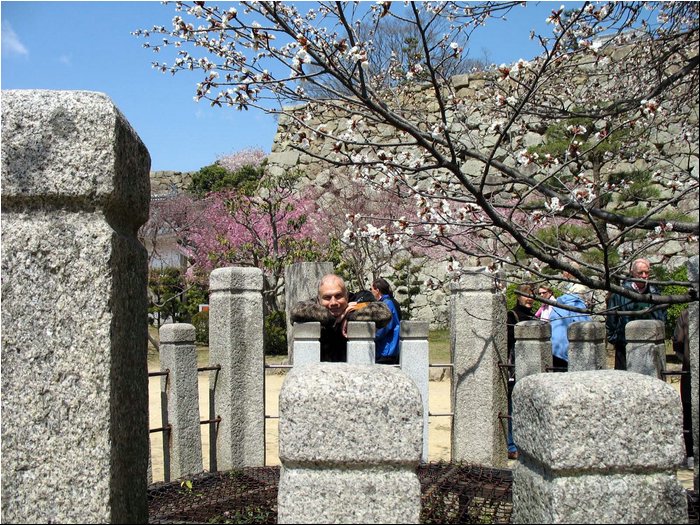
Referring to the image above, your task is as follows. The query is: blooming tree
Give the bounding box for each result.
[135,1,699,312]
[183,167,328,312]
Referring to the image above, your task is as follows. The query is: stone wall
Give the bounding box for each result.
[150,170,193,196]
[265,62,698,326]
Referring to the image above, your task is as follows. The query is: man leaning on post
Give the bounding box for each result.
[290,274,391,362]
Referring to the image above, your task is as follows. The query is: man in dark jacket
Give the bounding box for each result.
[606,258,667,370]
[505,283,536,460]
[290,274,391,362]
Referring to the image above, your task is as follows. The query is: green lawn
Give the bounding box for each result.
[428,328,451,363]
[149,324,452,365]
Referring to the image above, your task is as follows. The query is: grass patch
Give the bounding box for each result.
[149,325,452,365]
[429,328,451,363]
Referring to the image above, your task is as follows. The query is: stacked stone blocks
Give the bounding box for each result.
[1,90,150,523]
[512,370,687,524]
[277,363,423,523]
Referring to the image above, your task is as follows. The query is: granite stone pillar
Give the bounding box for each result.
[284,262,334,357]
[514,320,551,380]
[291,322,321,366]
[626,319,666,379]
[450,269,508,468]
[209,267,265,468]
[399,321,430,462]
[278,364,423,523]
[568,321,607,372]
[346,321,375,365]
[512,370,687,524]
[1,90,150,523]
[159,323,203,480]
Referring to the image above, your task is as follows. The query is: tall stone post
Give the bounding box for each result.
[400,321,430,462]
[568,321,607,372]
[450,269,508,467]
[159,324,203,480]
[209,267,265,468]
[346,321,376,364]
[1,90,150,523]
[292,322,321,366]
[626,320,666,379]
[514,320,551,380]
[512,371,687,523]
[687,255,699,490]
[278,364,423,523]
[284,262,334,357]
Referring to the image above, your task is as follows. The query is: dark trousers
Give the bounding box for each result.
[681,365,695,457]
[614,342,627,370]
[552,355,568,372]
[506,378,516,452]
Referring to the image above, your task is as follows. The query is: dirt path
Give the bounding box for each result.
[148,366,693,491]
[148,371,451,483]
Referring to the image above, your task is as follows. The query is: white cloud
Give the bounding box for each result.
[1,21,29,57]
[59,54,72,66]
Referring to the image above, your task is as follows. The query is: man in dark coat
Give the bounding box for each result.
[606,258,667,370]
[290,274,391,362]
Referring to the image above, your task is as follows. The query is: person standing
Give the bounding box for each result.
[506,283,536,460]
[548,291,592,371]
[535,285,554,321]
[605,258,667,370]
[371,277,402,365]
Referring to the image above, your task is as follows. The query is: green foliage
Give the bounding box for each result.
[148,267,188,326]
[391,257,423,320]
[188,162,262,197]
[651,209,695,223]
[191,310,209,345]
[263,310,287,356]
[608,169,660,203]
[505,283,523,311]
[148,267,208,327]
[655,264,690,339]
[428,329,451,363]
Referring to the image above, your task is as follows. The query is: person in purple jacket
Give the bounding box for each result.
[371,277,402,365]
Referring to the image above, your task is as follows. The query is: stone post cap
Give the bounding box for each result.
[625,319,665,341]
[159,323,196,344]
[1,90,150,227]
[514,320,551,339]
[400,321,429,339]
[210,266,263,292]
[292,322,321,340]
[567,321,605,342]
[449,268,501,292]
[513,370,685,471]
[346,321,376,339]
[279,364,422,465]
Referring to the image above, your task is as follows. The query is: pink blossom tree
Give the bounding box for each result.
[183,168,328,312]
[135,2,699,311]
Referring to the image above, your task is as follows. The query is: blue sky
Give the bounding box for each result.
[1,1,571,173]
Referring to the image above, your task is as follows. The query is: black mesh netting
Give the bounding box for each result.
[148,462,698,524]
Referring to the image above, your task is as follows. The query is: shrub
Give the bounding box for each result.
[264,310,287,356]
[656,264,689,339]
[191,310,209,345]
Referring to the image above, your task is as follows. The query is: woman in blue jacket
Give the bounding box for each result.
[549,292,592,371]
[371,278,402,364]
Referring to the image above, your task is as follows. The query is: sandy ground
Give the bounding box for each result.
[148,364,694,491]
[148,370,451,483]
